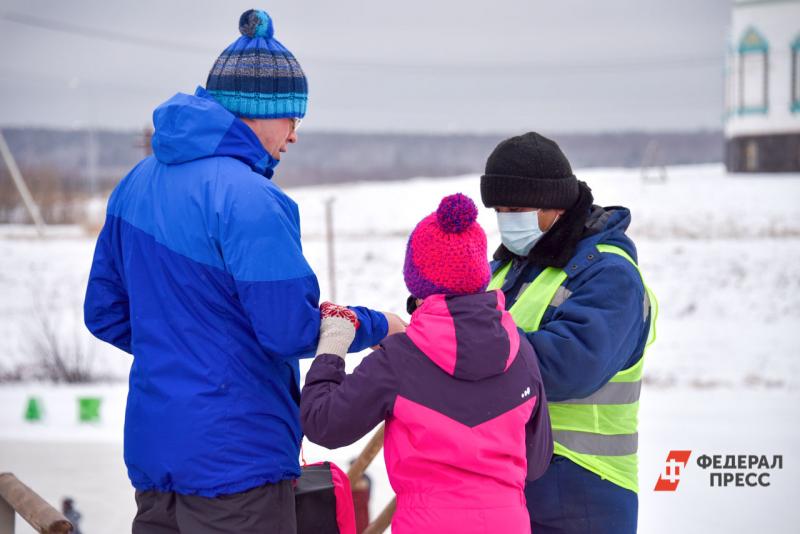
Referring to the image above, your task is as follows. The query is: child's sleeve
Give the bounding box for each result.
[300,349,397,449]
[526,379,554,481]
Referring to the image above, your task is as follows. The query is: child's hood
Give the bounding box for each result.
[405,290,520,381]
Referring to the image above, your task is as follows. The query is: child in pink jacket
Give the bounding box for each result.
[301,194,552,533]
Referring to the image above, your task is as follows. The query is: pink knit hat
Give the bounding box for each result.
[403,194,490,299]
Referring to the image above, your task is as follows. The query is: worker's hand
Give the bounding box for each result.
[384,312,408,337]
[316,302,359,358]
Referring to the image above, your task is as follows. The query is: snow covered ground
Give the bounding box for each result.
[2,387,797,533]
[1,163,799,532]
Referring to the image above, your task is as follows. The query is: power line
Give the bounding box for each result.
[0,10,723,74]
[0,11,217,55]
[307,54,722,74]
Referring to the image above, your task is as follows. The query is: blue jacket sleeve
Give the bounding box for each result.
[219,174,387,359]
[220,179,321,360]
[528,259,645,402]
[84,216,132,354]
[348,306,388,352]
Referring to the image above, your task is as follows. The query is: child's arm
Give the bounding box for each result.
[301,350,397,449]
[300,303,398,449]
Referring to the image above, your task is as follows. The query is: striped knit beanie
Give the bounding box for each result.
[205,9,308,119]
[403,194,490,299]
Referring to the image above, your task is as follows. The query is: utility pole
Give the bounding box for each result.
[640,139,668,184]
[324,197,337,302]
[142,125,153,157]
[87,128,98,195]
[0,129,46,237]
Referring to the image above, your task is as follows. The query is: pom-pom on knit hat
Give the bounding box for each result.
[403,194,490,299]
[205,9,308,119]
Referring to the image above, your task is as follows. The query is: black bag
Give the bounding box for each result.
[295,461,356,534]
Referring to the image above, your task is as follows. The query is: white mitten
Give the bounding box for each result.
[316,302,359,358]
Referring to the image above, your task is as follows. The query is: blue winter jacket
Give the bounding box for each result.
[492,207,650,402]
[84,87,388,496]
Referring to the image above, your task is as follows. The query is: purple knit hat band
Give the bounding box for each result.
[404,194,490,299]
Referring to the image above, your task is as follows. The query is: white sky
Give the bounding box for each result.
[0,0,732,133]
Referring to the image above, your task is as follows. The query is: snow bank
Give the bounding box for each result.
[290,164,800,239]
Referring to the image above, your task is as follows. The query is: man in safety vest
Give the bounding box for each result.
[480,132,656,534]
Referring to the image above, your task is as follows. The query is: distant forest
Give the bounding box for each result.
[1,127,723,192]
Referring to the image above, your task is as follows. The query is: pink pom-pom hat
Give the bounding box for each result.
[403,194,490,299]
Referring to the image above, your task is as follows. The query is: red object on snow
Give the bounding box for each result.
[351,478,371,533]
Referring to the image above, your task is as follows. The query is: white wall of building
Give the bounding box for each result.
[725,0,800,137]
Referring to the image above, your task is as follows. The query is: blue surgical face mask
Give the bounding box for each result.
[497,210,550,257]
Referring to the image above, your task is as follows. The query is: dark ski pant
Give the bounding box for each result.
[132,480,296,534]
[525,455,638,534]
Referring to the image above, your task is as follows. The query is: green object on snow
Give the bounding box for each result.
[24,396,43,422]
[78,397,102,423]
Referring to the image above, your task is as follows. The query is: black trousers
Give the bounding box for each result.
[133,480,296,534]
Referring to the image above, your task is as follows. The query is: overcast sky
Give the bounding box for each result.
[0,0,731,134]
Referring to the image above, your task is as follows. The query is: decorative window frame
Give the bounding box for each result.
[738,27,769,115]
[792,35,800,113]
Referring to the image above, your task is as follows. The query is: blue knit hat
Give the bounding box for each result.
[205,9,308,119]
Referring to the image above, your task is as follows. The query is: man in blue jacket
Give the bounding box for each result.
[481,133,655,533]
[84,10,403,533]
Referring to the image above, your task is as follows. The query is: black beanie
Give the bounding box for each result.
[480,132,579,209]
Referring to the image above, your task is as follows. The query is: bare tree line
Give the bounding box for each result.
[0,165,100,225]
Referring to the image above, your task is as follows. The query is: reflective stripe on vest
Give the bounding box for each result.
[489,244,658,494]
[558,380,642,405]
[552,429,639,456]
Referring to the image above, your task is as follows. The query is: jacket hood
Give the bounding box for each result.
[576,205,638,262]
[151,86,279,177]
[405,290,520,381]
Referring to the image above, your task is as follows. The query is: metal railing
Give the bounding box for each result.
[0,473,73,534]
[347,424,396,534]
[1,428,387,534]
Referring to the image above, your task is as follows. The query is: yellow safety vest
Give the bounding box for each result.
[488,244,657,493]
